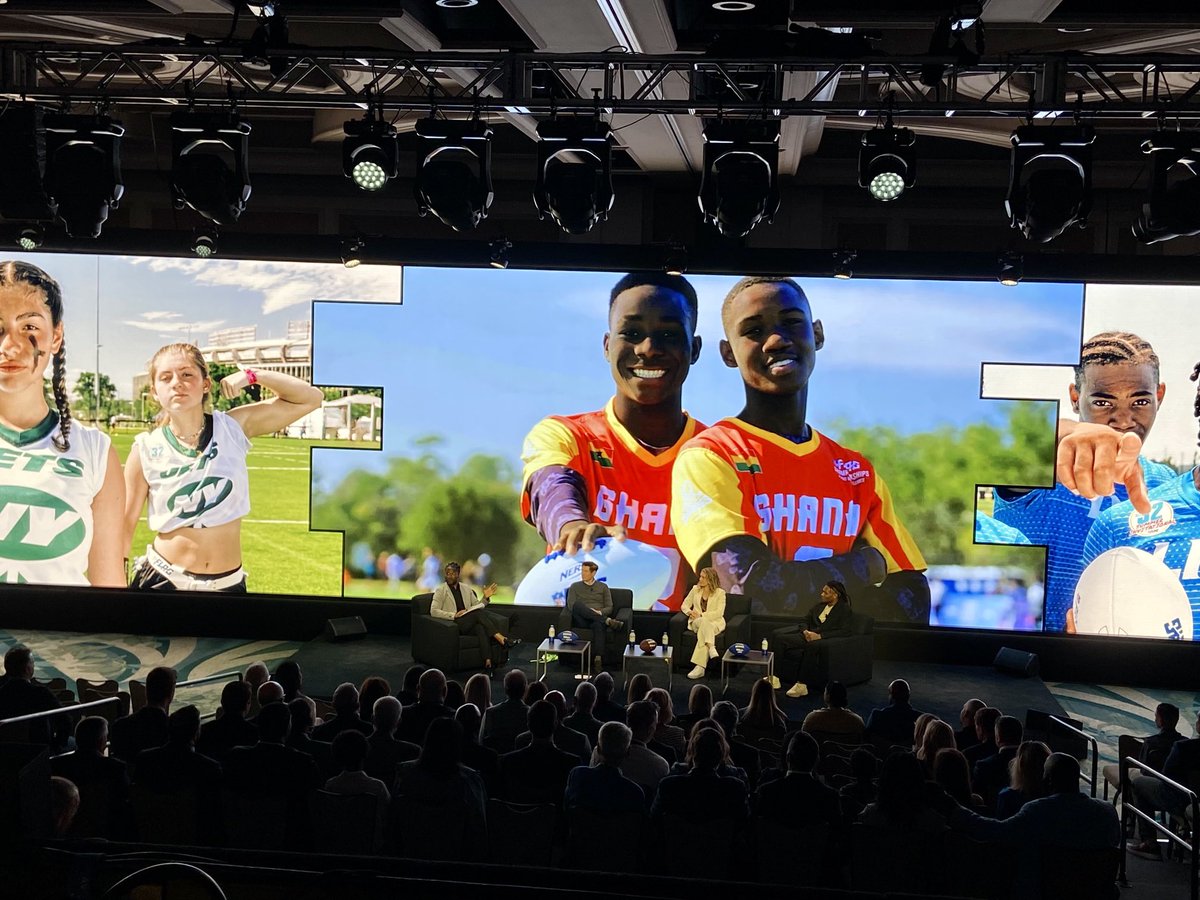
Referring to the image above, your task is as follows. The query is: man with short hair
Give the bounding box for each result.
[864,679,923,747]
[325,730,390,844]
[51,715,131,838]
[801,681,865,742]
[964,707,1004,767]
[198,680,258,763]
[973,715,1024,811]
[652,729,749,822]
[286,696,334,777]
[563,681,603,746]
[755,730,840,830]
[499,700,578,804]
[1128,709,1200,859]
[398,668,454,746]
[243,662,270,717]
[956,698,986,750]
[515,690,591,763]
[253,680,285,718]
[110,666,177,770]
[0,645,66,747]
[594,699,669,799]
[566,721,645,815]
[313,682,372,742]
[363,696,420,785]
[481,668,529,754]
[566,561,621,671]
[591,671,625,724]
[1102,702,1183,808]
[134,705,222,843]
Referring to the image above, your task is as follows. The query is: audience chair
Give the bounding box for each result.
[1104,734,1144,802]
[661,814,738,879]
[77,679,130,723]
[1040,846,1119,900]
[850,822,947,895]
[486,799,558,867]
[754,819,828,886]
[131,784,201,846]
[807,732,864,753]
[564,807,644,872]
[32,677,67,693]
[556,588,634,667]
[667,592,752,671]
[66,780,120,840]
[410,593,490,672]
[128,679,147,714]
[817,753,853,782]
[313,698,337,723]
[310,790,384,855]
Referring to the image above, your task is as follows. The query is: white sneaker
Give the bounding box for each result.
[687,665,706,680]
[768,676,782,690]
[786,682,809,698]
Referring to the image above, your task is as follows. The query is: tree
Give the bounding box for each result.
[72,372,119,420]
[207,362,255,411]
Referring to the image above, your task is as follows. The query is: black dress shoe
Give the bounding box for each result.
[506,637,523,649]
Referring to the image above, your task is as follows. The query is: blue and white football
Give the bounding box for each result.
[514,537,673,608]
[727,642,750,658]
[557,630,579,644]
[1072,546,1193,640]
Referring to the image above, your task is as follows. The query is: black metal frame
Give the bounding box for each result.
[1118,756,1199,900]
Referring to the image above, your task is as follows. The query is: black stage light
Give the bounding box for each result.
[343,116,399,192]
[1132,131,1200,244]
[489,238,511,269]
[17,225,44,252]
[171,111,252,226]
[43,113,124,239]
[998,251,1022,286]
[415,118,494,233]
[1005,124,1094,244]
[698,120,780,238]
[859,117,916,202]
[662,243,687,277]
[533,118,614,235]
[833,249,856,279]
[0,105,54,223]
[246,1,290,78]
[191,226,218,259]
[341,237,364,268]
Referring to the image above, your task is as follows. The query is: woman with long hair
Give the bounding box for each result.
[675,683,714,735]
[626,672,653,706]
[0,261,124,586]
[932,747,984,810]
[739,676,788,743]
[996,740,1051,819]
[647,687,687,759]
[680,566,727,680]
[463,672,492,715]
[912,712,937,753]
[123,342,322,592]
[916,720,956,776]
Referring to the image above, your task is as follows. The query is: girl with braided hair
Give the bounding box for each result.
[0,261,125,586]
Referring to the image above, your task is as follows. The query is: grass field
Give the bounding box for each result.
[114,433,378,597]
[343,576,518,604]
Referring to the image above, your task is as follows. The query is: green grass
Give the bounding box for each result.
[343,576,518,605]
[116,433,378,597]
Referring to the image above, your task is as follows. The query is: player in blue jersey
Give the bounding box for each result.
[990,332,1176,632]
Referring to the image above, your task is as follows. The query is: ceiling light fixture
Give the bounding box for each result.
[833,249,856,279]
[343,114,399,192]
[16,224,43,251]
[1005,124,1094,243]
[191,226,218,258]
[698,119,780,238]
[998,252,1023,286]
[859,113,916,202]
[534,117,615,235]
[489,238,512,269]
[436,0,479,7]
[1131,131,1200,244]
[171,110,252,225]
[43,113,125,239]
[712,1,756,10]
[341,238,364,268]
[415,117,494,233]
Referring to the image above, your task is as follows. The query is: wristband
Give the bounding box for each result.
[243,368,257,385]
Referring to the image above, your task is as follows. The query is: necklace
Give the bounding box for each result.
[172,420,204,444]
[635,436,674,452]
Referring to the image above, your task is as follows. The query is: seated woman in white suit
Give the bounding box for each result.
[681,566,726,680]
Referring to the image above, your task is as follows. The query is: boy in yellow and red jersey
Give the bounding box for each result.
[671,276,930,623]
[521,273,704,611]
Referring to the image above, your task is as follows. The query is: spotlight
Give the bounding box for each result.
[246,1,290,78]
[998,252,1022,286]
[1005,125,1094,244]
[170,111,252,226]
[191,226,218,259]
[415,117,494,233]
[16,225,43,252]
[533,118,615,235]
[488,238,511,269]
[43,113,124,239]
[662,244,687,277]
[712,1,756,9]
[343,116,398,192]
[0,105,54,222]
[698,120,780,238]
[833,249,856,279]
[859,117,916,202]
[1132,131,1200,244]
[341,238,364,268]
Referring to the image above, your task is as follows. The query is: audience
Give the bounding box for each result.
[287,695,334,777]
[358,676,392,722]
[675,683,713,736]
[273,660,305,703]
[864,679,922,748]
[931,747,984,812]
[668,719,748,783]
[916,719,956,777]
[1103,701,1182,811]
[738,678,788,743]
[591,671,625,723]
[524,681,548,706]
[651,727,749,822]
[50,715,131,838]
[481,669,528,754]
[463,672,491,717]
[454,703,499,794]
[394,718,487,858]
[364,696,420,785]
[398,668,455,745]
[565,721,644,815]
[963,706,1003,767]
[995,740,1051,819]
[254,680,286,718]
[598,699,669,801]
[801,681,865,743]
[110,666,177,771]
[911,712,937,753]
[499,699,578,804]
[50,776,80,837]
[514,690,590,763]
[135,705,222,842]
[711,700,761,788]
[955,698,986,750]
[858,751,945,833]
[197,681,258,763]
[626,672,652,706]
[242,662,270,717]
[396,665,425,706]
[562,681,602,746]
[445,679,466,710]
[646,688,687,760]
[972,715,1023,811]
[0,646,66,747]
[1128,708,1200,860]
[754,730,840,845]
[325,730,390,846]
[314,682,372,742]
[838,747,879,819]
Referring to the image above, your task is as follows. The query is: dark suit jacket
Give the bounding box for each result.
[312,711,372,743]
[972,745,1019,811]
[286,733,336,779]
[864,702,922,747]
[729,739,762,789]
[593,698,626,724]
[562,711,602,746]
[134,741,221,792]
[0,678,66,746]
[652,770,749,822]
[50,751,131,838]
[1164,737,1200,788]
[647,738,678,765]
[223,741,322,797]
[565,763,644,814]
[964,739,999,769]
[755,771,840,828]
[363,732,421,785]
[515,723,591,764]
[955,725,978,751]
[196,714,258,763]
[499,741,578,804]
[1142,729,1185,769]
[110,707,169,768]
[460,740,500,795]
[398,701,455,746]
[481,698,528,754]
[800,599,853,637]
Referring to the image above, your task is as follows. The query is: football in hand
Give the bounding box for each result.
[1072,546,1193,640]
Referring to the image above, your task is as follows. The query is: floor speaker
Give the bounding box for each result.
[993,646,1039,677]
[324,615,367,642]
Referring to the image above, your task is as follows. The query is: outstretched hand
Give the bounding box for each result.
[1056,422,1150,515]
[556,519,627,556]
[482,582,498,600]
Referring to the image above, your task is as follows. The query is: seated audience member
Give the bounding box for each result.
[252,680,286,723]
[398,668,455,746]
[198,681,258,763]
[50,776,80,837]
[1101,702,1183,802]
[652,728,749,822]
[864,679,923,748]
[516,690,591,763]
[916,720,956,777]
[675,684,714,737]
[463,672,491,718]
[948,753,1120,898]
[647,688,687,760]
[396,665,425,706]
[110,666,177,771]
[455,703,499,794]
[287,696,334,778]
[858,751,946,833]
[838,747,879,820]
[394,718,487,856]
[223,703,322,809]
[481,668,528,754]
[932,747,984,812]
[445,680,466,710]
[500,700,578,804]
[912,712,937,754]
[566,721,645,815]
[711,700,762,789]
[364,696,420,785]
[314,682,373,742]
[956,698,987,750]
[563,681,603,747]
[755,731,840,839]
[738,678,788,744]
[626,672,653,706]
[273,660,305,703]
[668,719,748,783]
[594,699,669,801]
[963,707,1003,768]
[1128,709,1200,859]
[0,646,68,748]
[135,705,222,843]
[972,715,1023,811]
[524,681,548,706]
[51,715,131,838]
[243,662,269,717]
[592,671,626,724]
[802,681,865,743]
[358,676,392,722]
[996,740,1050,820]
[325,730,390,843]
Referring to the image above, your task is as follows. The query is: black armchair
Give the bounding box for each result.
[556,587,634,664]
[411,593,513,673]
[772,610,875,687]
[668,593,752,670]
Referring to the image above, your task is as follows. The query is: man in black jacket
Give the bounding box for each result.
[865,679,924,747]
[1129,709,1200,859]
[110,666,176,774]
[972,715,1023,812]
[498,700,578,805]
[197,681,258,764]
[51,715,131,839]
[775,581,853,698]
[0,645,67,748]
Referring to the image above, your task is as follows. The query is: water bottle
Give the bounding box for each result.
[661,631,669,648]
[760,638,769,655]
[629,630,636,648]
[548,625,556,642]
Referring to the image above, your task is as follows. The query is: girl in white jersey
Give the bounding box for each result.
[0,261,125,587]
[123,342,322,592]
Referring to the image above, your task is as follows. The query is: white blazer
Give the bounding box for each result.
[680,586,726,622]
[430,582,485,620]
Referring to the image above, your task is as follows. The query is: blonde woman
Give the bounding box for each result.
[681,566,726,680]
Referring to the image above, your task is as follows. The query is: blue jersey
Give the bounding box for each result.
[992,456,1178,632]
[974,512,1031,545]
[1082,471,1200,641]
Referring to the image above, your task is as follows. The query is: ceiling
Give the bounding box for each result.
[0,0,1197,256]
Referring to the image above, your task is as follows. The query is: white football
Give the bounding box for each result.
[514,537,673,609]
[1072,546,1193,640]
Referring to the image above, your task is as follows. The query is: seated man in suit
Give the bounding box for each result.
[566,721,645,815]
[110,666,177,775]
[1103,702,1183,798]
[515,690,591,764]
[499,700,579,805]
[398,668,455,746]
[197,681,258,763]
[324,730,390,843]
[481,668,528,754]
[563,681,603,747]
[1128,708,1200,859]
[801,680,865,744]
[592,699,669,803]
[51,715,131,839]
[592,671,626,724]
[972,715,1023,812]
[865,679,923,748]
[364,696,420,785]
[754,730,840,869]
[430,561,516,672]
[964,707,1003,768]
[956,698,986,751]
[652,727,749,822]
[286,696,335,779]
[135,705,222,843]
[0,645,68,748]
[312,682,372,742]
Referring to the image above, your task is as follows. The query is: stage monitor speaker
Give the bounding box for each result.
[993,646,1039,678]
[325,616,367,642]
